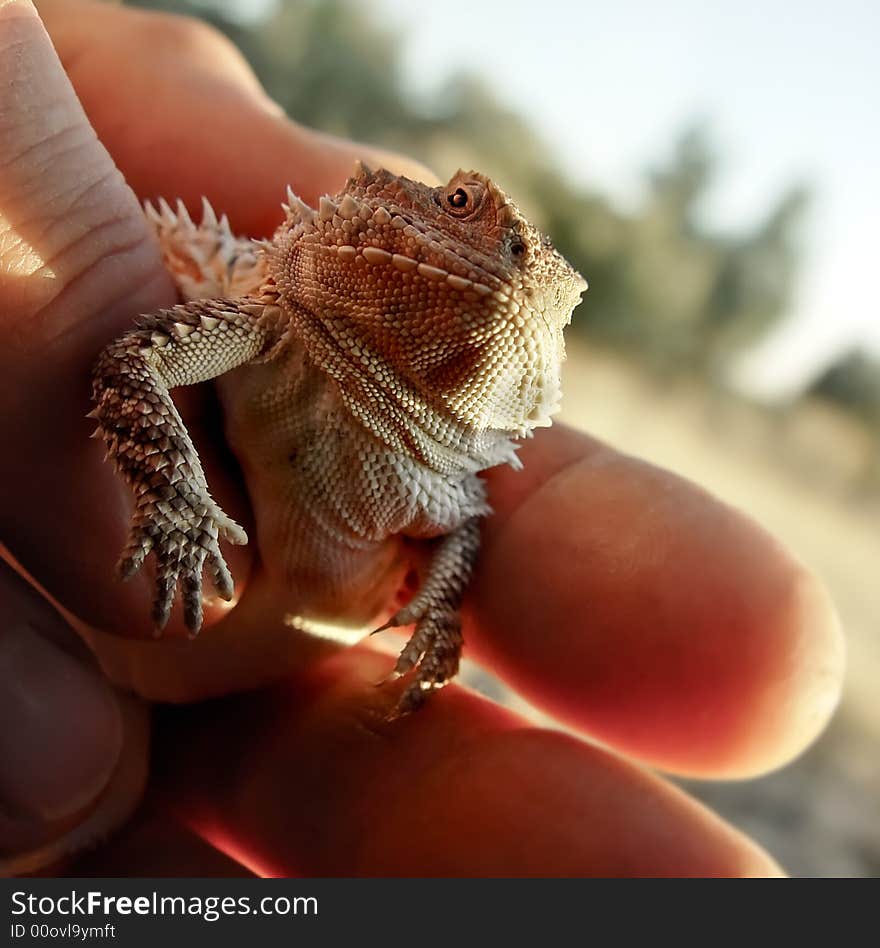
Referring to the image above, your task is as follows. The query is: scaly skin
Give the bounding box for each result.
[91,164,587,713]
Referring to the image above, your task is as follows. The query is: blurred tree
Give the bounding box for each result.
[618,126,809,373]
[808,350,880,488]
[810,350,880,425]
[703,185,810,368]
[647,124,714,237]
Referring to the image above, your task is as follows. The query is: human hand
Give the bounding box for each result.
[0,0,844,876]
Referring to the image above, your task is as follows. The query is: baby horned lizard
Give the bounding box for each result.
[91,164,586,713]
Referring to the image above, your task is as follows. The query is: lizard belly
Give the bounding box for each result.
[217,346,408,627]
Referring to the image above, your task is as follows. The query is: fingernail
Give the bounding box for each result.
[0,624,123,821]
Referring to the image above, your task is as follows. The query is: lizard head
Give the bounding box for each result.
[272,165,587,437]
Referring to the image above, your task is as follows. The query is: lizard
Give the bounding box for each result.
[90,164,587,714]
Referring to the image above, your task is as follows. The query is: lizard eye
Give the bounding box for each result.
[510,240,526,258]
[442,181,483,218]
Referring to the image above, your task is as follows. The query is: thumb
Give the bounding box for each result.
[0,0,180,635]
[0,0,255,645]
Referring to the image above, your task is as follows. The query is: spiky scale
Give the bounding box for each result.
[200,196,218,228]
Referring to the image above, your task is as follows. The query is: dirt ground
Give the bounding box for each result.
[465,340,880,877]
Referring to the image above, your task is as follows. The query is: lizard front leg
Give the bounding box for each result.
[91,297,283,633]
[379,517,482,716]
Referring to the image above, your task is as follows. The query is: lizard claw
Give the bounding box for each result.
[369,617,395,636]
[372,669,403,687]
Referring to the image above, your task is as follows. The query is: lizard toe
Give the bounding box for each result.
[181,553,207,636]
[151,569,178,634]
[217,513,248,546]
[207,550,235,601]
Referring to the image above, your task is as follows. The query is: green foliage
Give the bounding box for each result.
[615,126,811,373]
[131,0,811,382]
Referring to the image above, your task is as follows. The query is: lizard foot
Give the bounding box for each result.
[375,518,480,718]
[118,501,247,635]
[378,602,463,719]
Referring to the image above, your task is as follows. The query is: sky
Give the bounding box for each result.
[366,0,879,399]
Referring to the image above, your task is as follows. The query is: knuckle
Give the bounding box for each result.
[139,11,241,66]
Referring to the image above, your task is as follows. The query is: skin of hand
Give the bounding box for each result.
[0,0,845,877]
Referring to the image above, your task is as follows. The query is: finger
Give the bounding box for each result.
[156,647,783,878]
[465,425,844,779]
[0,0,250,639]
[0,560,148,876]
[38,0,437,237]
[76,568,340,703]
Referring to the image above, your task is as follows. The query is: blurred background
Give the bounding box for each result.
[133,0,879,876]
